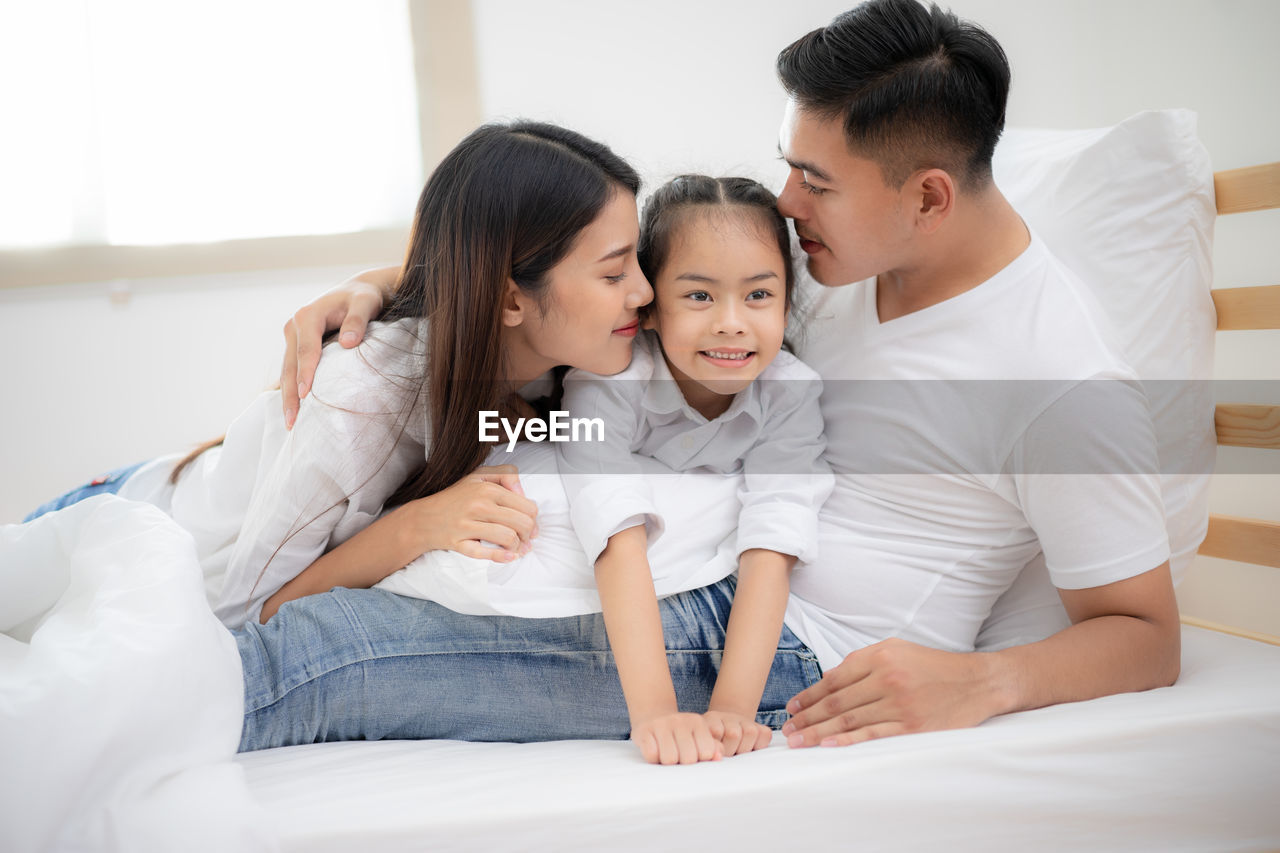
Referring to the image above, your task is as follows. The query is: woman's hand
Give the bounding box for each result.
[630,712,723,765]
[397,464,538,562]
[701,709,774,756]
[281,266,397,429]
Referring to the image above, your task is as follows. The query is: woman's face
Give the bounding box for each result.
[506,190,652,381]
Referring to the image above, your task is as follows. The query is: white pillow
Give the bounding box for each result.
[978,109,1217,649]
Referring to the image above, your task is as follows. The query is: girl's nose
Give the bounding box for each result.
[712,301,747,335]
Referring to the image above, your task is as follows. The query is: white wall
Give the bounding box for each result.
[3,0,1276,627]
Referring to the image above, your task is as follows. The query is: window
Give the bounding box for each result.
[0,0,480,286]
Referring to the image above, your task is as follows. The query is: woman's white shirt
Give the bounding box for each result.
[120,318,429,627]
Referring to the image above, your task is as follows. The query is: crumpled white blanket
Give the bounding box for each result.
[0,495,272,853]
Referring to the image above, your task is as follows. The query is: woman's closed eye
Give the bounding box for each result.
[605,272,628,284]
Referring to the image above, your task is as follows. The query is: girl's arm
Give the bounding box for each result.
[259,465,537,622]
[594,525,722,766]
[704,548,797,755]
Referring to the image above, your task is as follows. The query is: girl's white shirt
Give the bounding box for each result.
[120,317,429,627]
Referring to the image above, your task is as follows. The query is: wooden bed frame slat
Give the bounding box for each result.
[1179,615,1280,646]
[1214,162,1280,215]
[1211,285,1280,330]
[1215,403,1280,449]
[1198,514,1280,569]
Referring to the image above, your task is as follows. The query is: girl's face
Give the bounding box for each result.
[643,211,788,420]
[505,190,652,382]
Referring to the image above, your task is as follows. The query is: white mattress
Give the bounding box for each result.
[235,626,1280,852]
[4,496,1279,852]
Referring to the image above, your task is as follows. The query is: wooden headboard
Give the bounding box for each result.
[1181,160,1280,646]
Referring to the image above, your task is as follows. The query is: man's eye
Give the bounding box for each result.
[800,180,827,196]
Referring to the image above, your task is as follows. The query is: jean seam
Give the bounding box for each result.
[249,647,755,716]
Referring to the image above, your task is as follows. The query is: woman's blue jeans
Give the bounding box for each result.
[235,576,822,752]
[23,461,148,522]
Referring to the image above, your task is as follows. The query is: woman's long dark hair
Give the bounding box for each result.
[381,121,640,506]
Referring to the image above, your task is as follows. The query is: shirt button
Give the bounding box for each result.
[681,435,695,450]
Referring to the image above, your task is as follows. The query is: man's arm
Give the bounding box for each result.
[280,265,397,428]
[781,562,1179,747]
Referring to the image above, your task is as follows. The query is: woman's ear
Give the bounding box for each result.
[501,279,526,328]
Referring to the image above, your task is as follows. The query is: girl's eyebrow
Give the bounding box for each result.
[674,271,778,283]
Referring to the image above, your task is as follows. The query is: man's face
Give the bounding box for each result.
[776,99,913,287]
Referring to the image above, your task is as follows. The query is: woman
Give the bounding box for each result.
[25,120,653,629]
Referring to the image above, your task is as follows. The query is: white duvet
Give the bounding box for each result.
[0,496,273,853]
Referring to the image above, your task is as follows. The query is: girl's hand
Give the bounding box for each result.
[630,712,723,765]
[702,710,774,756]
[399,464,538,561]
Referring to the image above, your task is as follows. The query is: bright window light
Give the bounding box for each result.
[0,0,423,248]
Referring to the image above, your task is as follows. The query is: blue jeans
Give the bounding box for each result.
[23,460,149,522]
[235,576,822,751]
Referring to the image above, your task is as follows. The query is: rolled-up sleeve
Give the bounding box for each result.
[558,369,663,566]
[735,370,833,564]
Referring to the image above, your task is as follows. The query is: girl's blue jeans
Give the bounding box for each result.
[234,576,822,752]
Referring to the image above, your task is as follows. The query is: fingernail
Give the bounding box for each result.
[285,408,296,430]
[340,331,358,346]
[519,542,532,555]
[786,734,804,748]
[781,721,794,734]
[786,700,799,713]
[820,738,837,748]
[297,382,307,400]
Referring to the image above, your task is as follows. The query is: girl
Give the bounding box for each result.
[274,175,833,765]
[24,120,652,629]
[558,175,833,765]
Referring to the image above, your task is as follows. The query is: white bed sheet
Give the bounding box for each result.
[236,626,1280,853]
[5,497,1279,853]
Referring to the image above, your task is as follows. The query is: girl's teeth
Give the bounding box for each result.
[705,351,750,360]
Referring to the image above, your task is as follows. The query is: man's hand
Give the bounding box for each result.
[702,710,774,756]
[780,638,1007,748]
[281,267,396,429]
[631,711,724,765]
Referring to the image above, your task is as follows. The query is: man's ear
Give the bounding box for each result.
[501,279,526,328]
[912,168,955,234]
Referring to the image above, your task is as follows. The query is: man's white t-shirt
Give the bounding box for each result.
[784,232,1171,671]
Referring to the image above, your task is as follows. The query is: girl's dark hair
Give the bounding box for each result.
[776,0,1010,189]
[637,174,795,309]
[382,120,640,506]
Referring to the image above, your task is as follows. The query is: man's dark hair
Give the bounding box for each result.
[776,0,1010,190]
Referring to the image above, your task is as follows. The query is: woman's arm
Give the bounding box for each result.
[259,465,537,622]
[281,265,398,429]
[594,525,722,766]
[704,548,796,755]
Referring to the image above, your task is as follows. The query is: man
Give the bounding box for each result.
[246,0,1178,755]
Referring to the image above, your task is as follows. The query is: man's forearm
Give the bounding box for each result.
[985,567,1181,716]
